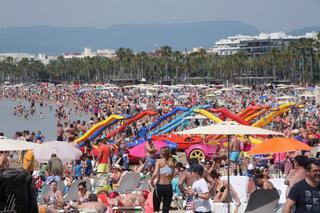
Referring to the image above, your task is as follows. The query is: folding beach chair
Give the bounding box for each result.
[64,179,92,202]
[137,175,151,191]
[245,188,280,213]
[92,176,110,193]
[113,172,141,193]
[110,173,144,212]
[39,180,65,203]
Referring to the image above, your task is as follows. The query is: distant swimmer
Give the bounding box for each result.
[40,112,44,119]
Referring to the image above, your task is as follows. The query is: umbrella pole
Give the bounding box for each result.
[278,152,281,178]
[227,135,231,213]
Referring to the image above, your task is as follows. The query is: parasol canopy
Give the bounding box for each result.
[175,122,283,136]
[0,139,42,151]
[33,141,82,163]
[249,137,311,155]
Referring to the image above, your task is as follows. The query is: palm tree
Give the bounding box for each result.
[159,45,172,80]
[172,51,184,81]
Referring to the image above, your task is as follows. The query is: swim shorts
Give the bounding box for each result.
[97,163,109,173]
[230,151,240,163]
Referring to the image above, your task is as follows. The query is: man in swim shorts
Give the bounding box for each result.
[230,136,241,175]
[97,138,110,173]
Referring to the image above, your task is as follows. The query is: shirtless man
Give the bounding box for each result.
[0,151,9,171]
[144,136,157,170]
[230,135,241,175]
[178,158,197,197]
[56,123,64,141]
[178,158,215,197]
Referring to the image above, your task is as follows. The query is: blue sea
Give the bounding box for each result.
[0,99,89,140]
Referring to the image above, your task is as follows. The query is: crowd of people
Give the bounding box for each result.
[1,83,320,212]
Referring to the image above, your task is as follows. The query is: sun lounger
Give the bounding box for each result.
[245,188,279,213]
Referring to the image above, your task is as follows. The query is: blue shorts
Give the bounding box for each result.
[230,151,240,163]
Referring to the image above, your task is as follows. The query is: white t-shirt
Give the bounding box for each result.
[192,178,211,212]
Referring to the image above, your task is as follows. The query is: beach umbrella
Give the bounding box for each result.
[33,141,82,163]
[248,137,311,155]
[0,139,42,151]
[129,140,168,158]
[175,122,282,212]
[175,121,283,136]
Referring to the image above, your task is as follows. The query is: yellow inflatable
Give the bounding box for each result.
[74,115,124,144]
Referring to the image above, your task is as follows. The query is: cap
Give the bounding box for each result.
[188,164,204,176]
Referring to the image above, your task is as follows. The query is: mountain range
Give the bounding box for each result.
[0,21,318,55]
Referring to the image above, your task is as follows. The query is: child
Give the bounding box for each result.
[84,155,93,177]
[74,159,82,180]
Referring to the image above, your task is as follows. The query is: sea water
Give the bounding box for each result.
[0,99,89,140]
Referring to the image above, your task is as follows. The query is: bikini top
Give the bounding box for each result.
[159,164,173,175]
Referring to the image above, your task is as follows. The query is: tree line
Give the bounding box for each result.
[0,33,319,85]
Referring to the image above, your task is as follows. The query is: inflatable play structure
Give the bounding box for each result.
[75,115,125,144]
[105,110,158,140]
[74,102,302,162]
[148,106,189,130]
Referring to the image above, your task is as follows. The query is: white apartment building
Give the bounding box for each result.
[0,53,53,65]
[63,48,116,59]
[213,31,318,56]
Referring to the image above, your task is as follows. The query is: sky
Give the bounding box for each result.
[0,0,319,32]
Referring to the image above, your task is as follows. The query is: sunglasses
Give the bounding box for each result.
[78,187,85,191]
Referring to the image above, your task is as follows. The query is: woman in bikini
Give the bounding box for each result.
[210,170,241,208]
[150,147,175,213]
